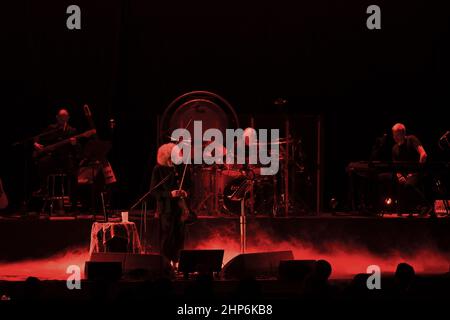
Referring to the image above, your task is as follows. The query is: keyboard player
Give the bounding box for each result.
[391,123,433,216]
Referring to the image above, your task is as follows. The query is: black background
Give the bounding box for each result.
[1,0,449,210]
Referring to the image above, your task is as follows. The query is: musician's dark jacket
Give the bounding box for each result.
[150,164,191,263]
[392,135,422,163]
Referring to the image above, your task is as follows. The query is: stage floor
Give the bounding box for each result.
[0,212,449,281]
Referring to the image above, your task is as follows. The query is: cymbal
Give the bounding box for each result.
[249,137,293,146]
[168,136,192,144]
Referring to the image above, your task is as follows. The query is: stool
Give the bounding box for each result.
[42,173,70,215]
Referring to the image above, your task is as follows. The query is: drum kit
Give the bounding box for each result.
[189,139,292,216]
[159,91,306,217]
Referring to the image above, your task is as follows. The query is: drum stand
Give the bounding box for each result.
[240,198,247,253]
[275,120,292,217]
[283,120,290,217]
[197,168,219,215]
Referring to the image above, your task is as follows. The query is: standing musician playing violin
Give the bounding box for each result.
[150,143,193,267]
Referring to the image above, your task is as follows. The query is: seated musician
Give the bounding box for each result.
[33,108,81,211]
[391,123,433,216]
[150,143,192,267]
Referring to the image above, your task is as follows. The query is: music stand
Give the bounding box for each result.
[81,140,112,165]
[80,140,112,220]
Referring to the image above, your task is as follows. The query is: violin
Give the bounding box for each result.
[176,163,190,222]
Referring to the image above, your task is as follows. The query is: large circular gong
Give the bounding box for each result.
[159,91,239,143]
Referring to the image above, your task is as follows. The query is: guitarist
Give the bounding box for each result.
[150,143,192,268]
[33,108,81,212]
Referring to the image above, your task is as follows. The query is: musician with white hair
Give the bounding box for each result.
[150,143,191,266]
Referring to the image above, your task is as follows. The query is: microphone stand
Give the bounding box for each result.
[228,178,254,253]
[129,173,172,252]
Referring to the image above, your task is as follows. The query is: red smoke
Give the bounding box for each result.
[0,247,89,281]
[192,232,450,279]
[0,234,448,280]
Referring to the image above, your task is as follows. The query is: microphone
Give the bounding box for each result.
[439,131,449,141]
[83,104,96,129]
[83,104,92,118]
[438,131,450,150]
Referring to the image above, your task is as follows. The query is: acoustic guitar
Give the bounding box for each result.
[0,178,8,209]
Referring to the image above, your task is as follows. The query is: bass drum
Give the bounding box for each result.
[222,176,275,215]
[216,168,243,193]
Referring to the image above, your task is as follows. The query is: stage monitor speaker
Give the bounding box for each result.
[88,253,172,280]
[222,251,294,280]
[178,250,224,274]
[124,253,173,279]
[278,260,316,281]
[85,261,122,281]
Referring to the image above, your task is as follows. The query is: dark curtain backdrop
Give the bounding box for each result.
[1,0,449,209]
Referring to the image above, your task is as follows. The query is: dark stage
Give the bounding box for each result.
[2,0,450,311]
